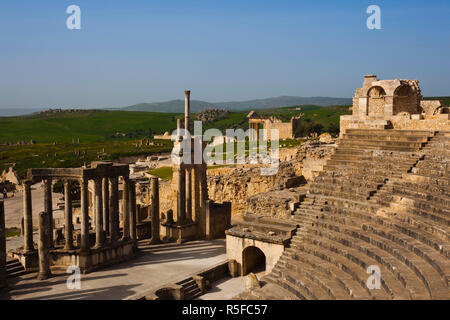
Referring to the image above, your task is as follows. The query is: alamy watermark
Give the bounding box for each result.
[366,5,381,30]
[366,265,381,290]
[66,5,81,30]
[66,265,81,290]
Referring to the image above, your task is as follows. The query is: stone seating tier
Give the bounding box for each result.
[246,129,449,300]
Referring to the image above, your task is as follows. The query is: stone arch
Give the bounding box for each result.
[393,84,420,115]
[367,86,386,117]
[242,246,266,275]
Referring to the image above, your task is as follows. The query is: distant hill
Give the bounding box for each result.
[0,108,43,117]
[121,96,353,113]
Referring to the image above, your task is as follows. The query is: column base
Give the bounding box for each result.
[37,271,52,280]
[162,221,198,244]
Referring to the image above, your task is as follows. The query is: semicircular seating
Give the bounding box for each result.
[245,129,449,300]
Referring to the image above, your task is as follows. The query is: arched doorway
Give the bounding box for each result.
[393,85,418,115]
[367,86,386,117]
[242,246,266,275]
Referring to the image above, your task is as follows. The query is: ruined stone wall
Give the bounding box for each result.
[245,189,302,219]
[208,142,335,217]
[367,86,386,117]
[264,121,293,140]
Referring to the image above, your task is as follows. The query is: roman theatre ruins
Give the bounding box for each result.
[1,75,449,300]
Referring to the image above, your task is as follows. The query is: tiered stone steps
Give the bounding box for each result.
[177,277,203,300]
[247,129,449,300]
[6,258,28,279]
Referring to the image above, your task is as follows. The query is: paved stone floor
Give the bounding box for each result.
[2,183,62,229]
[1,239,226,300]
[197,276,246,300]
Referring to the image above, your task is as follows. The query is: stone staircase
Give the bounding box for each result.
[177,277,203,300]
[255,129,449,300]
[6,258,27,279]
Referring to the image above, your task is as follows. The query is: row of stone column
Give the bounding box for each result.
[249,122,261,141]
[176,165,208,227]
[22,176,137,255]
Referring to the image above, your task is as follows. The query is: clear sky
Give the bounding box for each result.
[0,0,449,109]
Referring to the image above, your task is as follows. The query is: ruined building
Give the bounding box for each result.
[231,76,449,300]
[340,75,449,134]
[248,111,303,141]
[161,90,231,243]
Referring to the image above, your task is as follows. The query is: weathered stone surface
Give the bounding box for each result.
[245,273,261,290]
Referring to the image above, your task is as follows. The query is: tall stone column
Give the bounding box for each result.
[37,211,51,280]
[109,177,119,242]
[102,178,110,238]
[186,168,192,221]
[63,180,74,250]
[80,178,90,253]
[23,180,34,253]
[43,179,54,248]
[94,178,104,248]
[177,118,182,140]
[150,177,160,244]
[185,90,191,134]
[0,201,7,289]
[177,166,186,225]
[129,180,137,242]
[122,177,130,240]
[193,167,201,224]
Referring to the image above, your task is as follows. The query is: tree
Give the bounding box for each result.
[327,123,340,137]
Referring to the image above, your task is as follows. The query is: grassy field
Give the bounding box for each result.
[0,110,181,144]
[0,139,173,177]
[148,166,173,180]
[0,104,346,178]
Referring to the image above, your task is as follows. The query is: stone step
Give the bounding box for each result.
[339,138,426,148]
[281,254,359,300]
[6,258,27,279]
[292,228,431,299]
[319,204,449,259]
[344,134,431,143]
[300,217,449,299]
[345,129,434,136]
[279,269,334,300]
[288,238,409,299]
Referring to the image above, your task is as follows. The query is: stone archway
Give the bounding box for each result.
[367,86,386,117]
[242,246,266,275]
[393,85,419,115]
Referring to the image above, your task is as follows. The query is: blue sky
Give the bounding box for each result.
[0,0,449,109]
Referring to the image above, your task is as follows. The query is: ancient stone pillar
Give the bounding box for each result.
[186,168,192,222]
[136,204,142,224]
[185,90,191,134]
[80,178,90,253]
[43,179,54,248]
[23,180,34,253]
[0,201,7,289]
[150,177,160,244]
[177,167,186,225]
[102,178,110,238]
[37,211,51,280]
[94,178,104,248]
[109,177,119,242]
[129,180,137,242]
[193,167,201,224]
[177,118,182,140]
[122,177,130,240]
[63,180,74,250]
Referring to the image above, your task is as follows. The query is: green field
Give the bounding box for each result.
[0,110,181,144]
[0,105,350,177]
